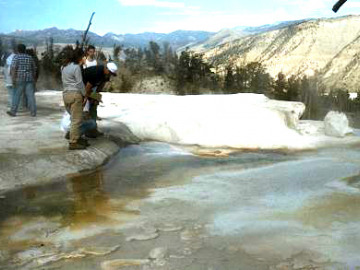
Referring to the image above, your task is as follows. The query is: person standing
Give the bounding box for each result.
[61,47,88,150]
[83,45,97,69]
[4,50,15,110]
[7,44,37,117]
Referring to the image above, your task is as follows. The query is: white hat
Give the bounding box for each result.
[106,62,118,76]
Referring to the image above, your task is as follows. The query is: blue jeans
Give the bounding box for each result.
[11,82,36,116]
[6,86,13,108]
[80,119,96,135]
[7,85,25,110]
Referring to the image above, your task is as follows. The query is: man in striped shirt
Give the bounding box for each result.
[7,44,37,117]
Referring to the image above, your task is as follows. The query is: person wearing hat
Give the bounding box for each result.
[82,62,118,137]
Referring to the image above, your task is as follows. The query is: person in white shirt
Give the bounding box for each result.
[4,50,15,109]
[83,45,97,69]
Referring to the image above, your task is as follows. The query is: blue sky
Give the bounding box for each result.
[0,0,360,35]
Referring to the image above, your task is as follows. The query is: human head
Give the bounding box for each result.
[62,46,84,66]
[73,48,84,64]
[87,45,96,58]
[105,62,118,76]
[17,44,26,54]
[26,48,35,57]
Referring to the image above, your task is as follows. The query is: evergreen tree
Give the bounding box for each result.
[246,62,272,94]
[286,75,300,101]
[234,66,248,92]
[162,42,176,76]
[224,64,235,93]
[148,41,163,73]
[273,72,288,100]
[175,49,190,95]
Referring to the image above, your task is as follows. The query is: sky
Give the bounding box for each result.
[0,0,360,35]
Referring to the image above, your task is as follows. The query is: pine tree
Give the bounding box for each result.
[175,50,190,95]
[224,65,235,93]
[273,72,288,100]
[234,66,248,92]
[286,75,300,101]
[148,41,163,73]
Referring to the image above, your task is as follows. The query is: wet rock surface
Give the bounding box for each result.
[0,88,139,194]
[1,86,360,269]
[1,142,360,269]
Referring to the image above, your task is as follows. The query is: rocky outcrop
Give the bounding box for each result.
[324,111,353,137]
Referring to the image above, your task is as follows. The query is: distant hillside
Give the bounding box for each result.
[203,15,360,93]
[191,19,309,52]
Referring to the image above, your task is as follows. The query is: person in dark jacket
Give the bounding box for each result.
[82,62,117,137]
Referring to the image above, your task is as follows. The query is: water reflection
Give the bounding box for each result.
[67,170,112,228]
[23,186,37,200]
[0,142,317,269]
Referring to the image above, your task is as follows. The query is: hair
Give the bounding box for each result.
[26,48,35,57]
[17,44,26,54]
[87,45,95,51]
[73,48,84,63]
[61,46,84,66]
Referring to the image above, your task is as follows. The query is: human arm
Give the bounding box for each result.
[96,81,106,92]
[31,58,37,82]
[85,82,93,97]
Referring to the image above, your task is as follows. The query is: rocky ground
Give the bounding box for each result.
[0,85,139,194]
[1,82,360,270]
[1,141,359,270]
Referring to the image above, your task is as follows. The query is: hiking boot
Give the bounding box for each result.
[6,111,16,117]
[85,129,104,138]
[78,137,90,147]
[94,129,104,137]
[69,142,87,150]
[65,131,70,140]
[85,130,98,138]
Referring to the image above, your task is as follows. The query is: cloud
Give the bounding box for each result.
[118,0,185,8]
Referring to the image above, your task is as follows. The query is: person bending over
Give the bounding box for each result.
[82,62,118,137]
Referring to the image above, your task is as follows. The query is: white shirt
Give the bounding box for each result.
[4,53,15,86]
[84,58,97,69]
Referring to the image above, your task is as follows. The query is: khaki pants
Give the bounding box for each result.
[63,92,83,143]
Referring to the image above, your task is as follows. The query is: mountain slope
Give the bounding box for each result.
[192,19,309,52]
[203,15,360,92]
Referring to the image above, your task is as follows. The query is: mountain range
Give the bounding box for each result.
[0,27,214,49]
[0,20,306,50]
